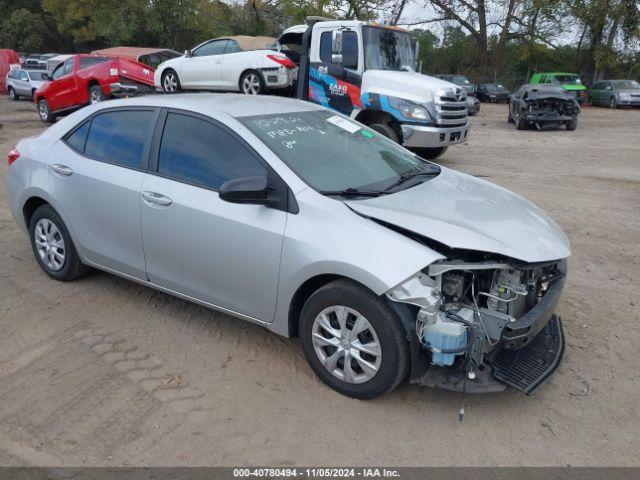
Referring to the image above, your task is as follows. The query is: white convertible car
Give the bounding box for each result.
[154,36,297,95]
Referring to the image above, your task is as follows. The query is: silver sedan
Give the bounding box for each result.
[5,94,570,398]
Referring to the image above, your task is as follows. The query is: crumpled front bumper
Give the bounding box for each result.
[524,113,575,122]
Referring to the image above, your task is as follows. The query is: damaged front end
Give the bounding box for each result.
[386,256,566,395]
[522,95,579,130]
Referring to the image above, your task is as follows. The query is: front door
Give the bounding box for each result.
[180,39,228,89]
[48,108,157,279]
[140,110,286,322]
[48,58,76,111]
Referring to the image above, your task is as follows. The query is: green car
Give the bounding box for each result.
[530,72,587,103]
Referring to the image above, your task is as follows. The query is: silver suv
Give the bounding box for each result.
[6,68,48,100]
[5,94,570,399]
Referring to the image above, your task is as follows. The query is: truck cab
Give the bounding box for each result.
[279,19,470,159]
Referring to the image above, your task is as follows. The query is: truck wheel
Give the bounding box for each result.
[369,123,398,143]
[412,147,447,160]
[89,85,106,104]
[37,99,56,123]
[566,117,578,131]
[299,279,409,399]
[162,69,181,93]
[8,87,18,101]
[240,71,265,95]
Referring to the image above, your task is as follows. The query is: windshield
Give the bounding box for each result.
[613,80,640,90]
[239,110,436,193]
[554,75,581,84]
[450,75,470,85]
[363,26,415,72]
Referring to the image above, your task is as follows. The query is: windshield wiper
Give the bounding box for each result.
[383,167,440,192]
[319,187,390,198]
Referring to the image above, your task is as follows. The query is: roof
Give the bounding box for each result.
[87,93,324,118]
[91,47,180,59]
[219,36,276,51]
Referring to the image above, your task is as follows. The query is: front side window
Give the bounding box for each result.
[84,110,154,168]
[363,27,415,72]
[240,110,437,193]
[158,113,266,190]
[51,63,66,80]
[19,71,29,81]
[193,40,228,57]
[320,31,358,68]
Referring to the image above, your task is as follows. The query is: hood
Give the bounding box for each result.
[362,70,464,104]
[562,84,586,91]
[345,168,570,263]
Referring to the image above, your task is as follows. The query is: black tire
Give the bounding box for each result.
[299,279,410,399]
[89,85,107,104]
[516,110,527,130]
[8,87,18,101]
[566,116,578,131]
[29,204,88,281]
[609,96,617,109]
[239,70,265,95]
[31,88,37,99]
[369,123,399,142]
[411,146,448,160]
[37,99,56,123]
[162,69,181,93]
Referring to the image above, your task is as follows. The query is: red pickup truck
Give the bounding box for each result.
[34,54,155,122]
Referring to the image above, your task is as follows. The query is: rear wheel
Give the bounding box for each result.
[369,123,399,142]
[8,87,17,101]
[162,69,181,93]
[37,99,56,123]
[89,85,106,104]
[29,205,87,281]
[240,70,265,95]
[299,279,409,399]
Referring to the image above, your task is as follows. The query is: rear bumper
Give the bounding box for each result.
[401,122,470,148]
[260,67,296,90]
[109,81,155,97]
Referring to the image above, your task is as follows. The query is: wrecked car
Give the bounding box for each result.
[5,94,570,400]
[509,84,579,131]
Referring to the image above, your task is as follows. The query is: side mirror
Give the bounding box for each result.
[184,49,192,58]
[331,30,343,64]
[219,176,268,205]
[42,73,50,81]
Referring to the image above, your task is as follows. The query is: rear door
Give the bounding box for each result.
[180,40,228,89]
[48,107,158,278]
[139,110,286,322]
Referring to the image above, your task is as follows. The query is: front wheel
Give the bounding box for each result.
[29,205,87,281]
[516,110,527,130]
[299,279,409,399]
[37,99,56,123]
[369,123,399,143]
[411,146,448,160]
[162,69,181,93]
[610,97,617,109]
[240,71,265,95]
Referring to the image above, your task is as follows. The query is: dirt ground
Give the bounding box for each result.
[0,96,638,467]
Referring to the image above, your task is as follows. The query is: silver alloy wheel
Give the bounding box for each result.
[241,73,261,95]
[34,218,66,271]
[312,305,382,384]
[9,89,16,100]
[90,89,103,104]
[38,102,48,120]
[163,72,178,92]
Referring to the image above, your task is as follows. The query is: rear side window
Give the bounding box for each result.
[79,57,110,69]
[84,110,154,168]
[158,113,266,190]
[65,121,90,152]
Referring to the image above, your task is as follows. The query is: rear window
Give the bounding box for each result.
[84,110,154,168]
[79,57,110,70]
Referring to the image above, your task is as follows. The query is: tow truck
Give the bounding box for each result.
[278,18,470,159]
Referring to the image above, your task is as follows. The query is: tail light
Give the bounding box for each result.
[266,54,295,69]
[7,147,20,166]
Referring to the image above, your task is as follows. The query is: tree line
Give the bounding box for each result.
[1,0,638,87]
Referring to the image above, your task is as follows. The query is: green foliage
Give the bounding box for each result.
[0,8,47,51]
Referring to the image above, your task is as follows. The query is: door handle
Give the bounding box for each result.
[52,164,73,176]
[142,191,172,206]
